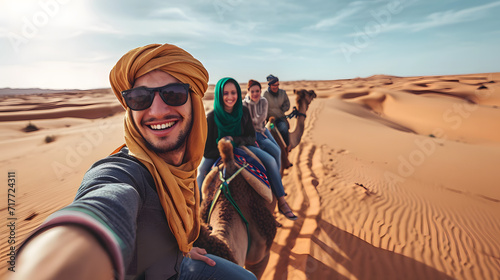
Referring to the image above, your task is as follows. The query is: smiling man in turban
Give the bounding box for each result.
[13,44,257,280]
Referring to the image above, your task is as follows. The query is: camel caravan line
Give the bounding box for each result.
[195,89,317,278]
[268,89,317,175]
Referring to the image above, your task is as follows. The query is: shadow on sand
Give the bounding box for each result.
[270,218,454,280]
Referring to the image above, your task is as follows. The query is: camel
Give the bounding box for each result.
[267,89,317,174]
[195,140,278,279]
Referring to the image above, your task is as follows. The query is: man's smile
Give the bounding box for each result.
[148,121,176,130]
[142,118,181,137]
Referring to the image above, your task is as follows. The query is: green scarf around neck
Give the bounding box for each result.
[214,77,243,143]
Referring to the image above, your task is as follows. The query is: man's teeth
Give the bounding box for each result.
[150,122,174,130]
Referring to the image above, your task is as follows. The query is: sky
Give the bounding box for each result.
[1,0,499,89]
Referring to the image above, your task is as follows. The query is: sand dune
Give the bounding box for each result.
[0,90,123,121]
[262,73,500,280]
[1,73,500,279]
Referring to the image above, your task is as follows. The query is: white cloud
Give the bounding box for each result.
[149,7,190,20]
[1,0,499,89]
[307,1,367,30]
[375,1,500,34]
[342,1,500,38]
[258,48,282,55]
[410,1,500,31]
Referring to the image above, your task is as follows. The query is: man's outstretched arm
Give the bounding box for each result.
[11,225,114,280]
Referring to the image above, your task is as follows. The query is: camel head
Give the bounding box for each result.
[294,89,317,109]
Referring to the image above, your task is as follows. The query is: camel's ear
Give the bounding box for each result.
[293,89,297,94]
[309,90,317,98]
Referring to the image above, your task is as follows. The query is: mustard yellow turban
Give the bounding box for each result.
[109,43,208,253]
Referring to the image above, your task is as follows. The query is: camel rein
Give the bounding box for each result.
[286,106,306,119]
[207,163,252,253]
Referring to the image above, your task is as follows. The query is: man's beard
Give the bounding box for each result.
[145,114,193,155]
[269,87,279,96]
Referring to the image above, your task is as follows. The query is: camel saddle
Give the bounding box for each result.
[201,146,273,204]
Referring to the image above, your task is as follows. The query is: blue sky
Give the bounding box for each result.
[1,0,499,89]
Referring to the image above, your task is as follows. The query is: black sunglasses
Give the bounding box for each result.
[121,83,190,111]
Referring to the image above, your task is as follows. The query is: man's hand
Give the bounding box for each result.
[188,247,216,266]
[12,225,113,280]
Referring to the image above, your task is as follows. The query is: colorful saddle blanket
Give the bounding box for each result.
[213,147,270,189]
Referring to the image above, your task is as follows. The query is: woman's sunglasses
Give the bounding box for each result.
[121,83,190,111]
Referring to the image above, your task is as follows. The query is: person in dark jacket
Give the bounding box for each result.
[263,74,290,147]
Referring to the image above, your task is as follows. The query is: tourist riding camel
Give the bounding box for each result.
[263,74,290,148]
[197,77,297,220]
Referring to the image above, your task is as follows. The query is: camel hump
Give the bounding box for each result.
[201,140,234,198]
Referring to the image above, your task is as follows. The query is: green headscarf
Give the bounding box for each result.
[214,77,243,143]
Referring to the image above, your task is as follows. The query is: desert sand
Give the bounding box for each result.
[1,73,499,280]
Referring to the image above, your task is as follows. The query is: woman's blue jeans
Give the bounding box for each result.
[256,129,281,171]
[274,117,289,146]
[247,145,286,198]
[178,254,257,280]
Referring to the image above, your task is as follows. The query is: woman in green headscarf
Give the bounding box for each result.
[197,77,297,220]
[197,77,256,188]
